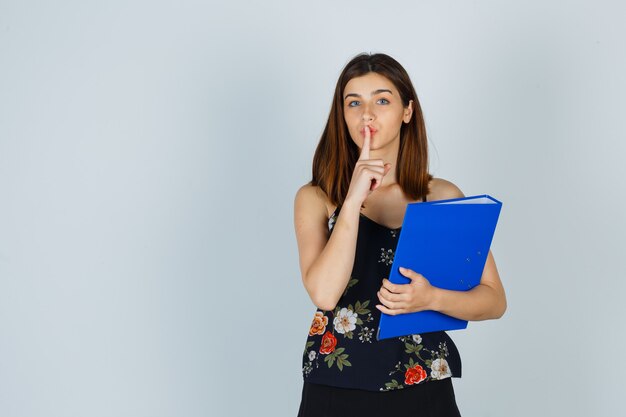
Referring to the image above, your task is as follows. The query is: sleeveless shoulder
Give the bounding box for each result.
[427,178,464,201]
[295,184,334,227]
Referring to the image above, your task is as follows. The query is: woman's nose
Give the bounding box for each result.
[361,105,375,121]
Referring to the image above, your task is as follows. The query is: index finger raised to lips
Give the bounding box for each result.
[358,126,371,161]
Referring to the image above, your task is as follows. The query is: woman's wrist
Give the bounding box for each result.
[343,195,363,210]
[428,286,445,312]
[340,197,363,218]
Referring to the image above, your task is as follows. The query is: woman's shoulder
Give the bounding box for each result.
[294,183,334,219]
[427,177,465,202]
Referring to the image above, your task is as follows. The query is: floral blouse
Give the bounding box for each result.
[302,204,462,392]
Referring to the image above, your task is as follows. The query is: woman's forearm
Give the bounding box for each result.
[303,198,362,311]
[430,283,507,321]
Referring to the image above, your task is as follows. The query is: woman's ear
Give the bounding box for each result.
[403,100,414,123]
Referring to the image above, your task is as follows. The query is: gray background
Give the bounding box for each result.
[1,0,625,416]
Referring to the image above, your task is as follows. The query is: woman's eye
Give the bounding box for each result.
[377,98,390,105]
[348,100,360,107]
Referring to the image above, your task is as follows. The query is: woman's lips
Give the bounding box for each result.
[360,127,377,137]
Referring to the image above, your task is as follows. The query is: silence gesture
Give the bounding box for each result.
[345,126,392,206]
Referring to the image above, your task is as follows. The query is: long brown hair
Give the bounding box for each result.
[310,52,432,208]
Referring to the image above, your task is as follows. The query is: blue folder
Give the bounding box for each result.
[377,194,502,340]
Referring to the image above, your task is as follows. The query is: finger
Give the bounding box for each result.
[372,163,391,190]
[355,158,385,167]
[360,165,385,175]
[370,172,384,191]
[360,165,384,191]
[376,291,397,310]
[381,279,402,294]
[358,125,371,161]
[379,287,404,302]
[375,304,401,316]
[399,267,422,281]
[358,166,384,191]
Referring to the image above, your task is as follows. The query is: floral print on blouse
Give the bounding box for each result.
[301,206,462,392]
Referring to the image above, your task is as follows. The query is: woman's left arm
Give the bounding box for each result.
[376,250,506,321]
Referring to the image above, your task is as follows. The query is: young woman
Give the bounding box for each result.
[293,53,506,416]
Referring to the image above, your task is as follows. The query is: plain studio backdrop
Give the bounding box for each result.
[1,1,625,416]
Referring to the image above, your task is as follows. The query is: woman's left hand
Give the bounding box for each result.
[375,267,436,315]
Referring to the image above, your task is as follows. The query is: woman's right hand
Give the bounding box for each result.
[345,126,392,206]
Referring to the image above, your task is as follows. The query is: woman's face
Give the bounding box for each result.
[343,72,413,153]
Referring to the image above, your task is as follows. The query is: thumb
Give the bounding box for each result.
[399,267,426,284]
[399,267,415,280]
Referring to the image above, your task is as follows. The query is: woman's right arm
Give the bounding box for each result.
[294,127,390,311]
[293,185,362,311]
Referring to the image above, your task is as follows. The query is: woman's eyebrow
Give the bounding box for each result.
[344,89,394,100]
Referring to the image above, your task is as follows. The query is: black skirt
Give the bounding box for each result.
[297,378,461,417]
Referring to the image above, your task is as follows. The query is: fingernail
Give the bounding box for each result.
[399,267,406,272]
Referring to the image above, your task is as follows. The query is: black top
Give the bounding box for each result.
[302,196,462,391]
